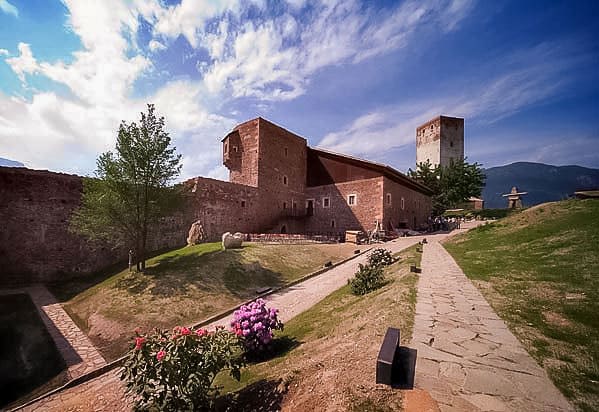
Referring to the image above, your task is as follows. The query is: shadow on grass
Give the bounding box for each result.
[50,244,287,301]
[214,378,286,412]
[244,336,301,363]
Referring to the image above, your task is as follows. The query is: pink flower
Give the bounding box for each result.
[196,328,208,337]
[180,327,191,336]
[134,337,145,350]
[156,350,166,361]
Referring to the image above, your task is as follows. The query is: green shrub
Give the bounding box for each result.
[367,248,393,268]
[349,263,386,296]
[121,326,244,411]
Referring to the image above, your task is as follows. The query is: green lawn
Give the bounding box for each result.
[213,245,422,411]
[0,294,67,409]
[444,199,599,411]
[49,242,358,361]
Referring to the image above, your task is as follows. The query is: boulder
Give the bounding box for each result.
[187,220,206,246]
[222,231,243,250]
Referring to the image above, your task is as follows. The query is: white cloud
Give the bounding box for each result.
[148,39,166,52]
[0,0,18,17]
[6,43,38,82]
[0,48,9,56]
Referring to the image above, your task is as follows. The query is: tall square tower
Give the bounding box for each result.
[416,116,464,168]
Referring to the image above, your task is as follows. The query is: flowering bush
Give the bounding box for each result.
[121,326,244,411]
[367,248,394,268]
[349,263,386,295]
[231,299,283,356]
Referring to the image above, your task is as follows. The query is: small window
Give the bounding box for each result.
[331,220,336,228]
[449,141,454,148]
[430,124,434,130]
[284,147,288,157]
[224,142,228,153]
[233,145,238,152]
[323,197,330,208]
[401,197,405,210]
[283,175,288,185]
[386,193,392,205]
[283,201,287,209]
[348,194,356,206]
[241,200,246,208]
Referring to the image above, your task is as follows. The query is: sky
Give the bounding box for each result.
[0,0,598,180]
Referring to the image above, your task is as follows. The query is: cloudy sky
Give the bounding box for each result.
[1,0,598,180]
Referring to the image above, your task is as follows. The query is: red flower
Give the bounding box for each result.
[196,328,208,337]
[180,327,191,336]
[156,350,166,361]
[134,337,146,350]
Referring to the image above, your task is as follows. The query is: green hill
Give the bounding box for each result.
[444,199,599,411]
[482,162,599,208]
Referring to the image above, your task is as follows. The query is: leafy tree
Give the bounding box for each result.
[71,104,182,271]
[408,158,485,214]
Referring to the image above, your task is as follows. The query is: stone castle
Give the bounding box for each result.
[0,115,463,284]
[416,115,464,168]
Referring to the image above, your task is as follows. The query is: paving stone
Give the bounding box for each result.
[462,394,510,411]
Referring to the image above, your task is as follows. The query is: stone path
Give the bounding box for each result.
[14,237,424,411]
[412,239,573,411]
[1,285,106,381]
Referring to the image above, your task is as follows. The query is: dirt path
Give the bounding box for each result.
[412,239,573,411]
[15,237,424,411]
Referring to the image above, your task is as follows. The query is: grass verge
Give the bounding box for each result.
[444,199,599,411]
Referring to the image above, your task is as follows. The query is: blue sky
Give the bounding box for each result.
[0,0,598,180]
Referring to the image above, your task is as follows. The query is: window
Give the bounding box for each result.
[306,199,314,216]
[233,145,238,152]
[284,147,288,157]
[323,197,330,208]
[449,141,454,148]
[386,193,392,205]
[430,124,434,130]
[348,194,356,206]
[283,175,288,185]
[224,142,228,154]
[401,197,405,210]
[241,200,246,208]
[331,219,336,228]
[283,201,287,209]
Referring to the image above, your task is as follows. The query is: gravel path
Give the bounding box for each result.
[412,238,573,411]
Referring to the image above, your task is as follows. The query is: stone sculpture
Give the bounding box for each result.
[186,220,205,245]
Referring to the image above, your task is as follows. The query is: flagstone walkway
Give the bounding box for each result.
[411,239,573,411]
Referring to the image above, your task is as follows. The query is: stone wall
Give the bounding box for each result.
[0,167,165,284]
[304,177,384,234]
[416,116,464,168]
[382,177,432,230]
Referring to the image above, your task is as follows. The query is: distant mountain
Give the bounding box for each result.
[482,162,599,209]
[0,157,24,167]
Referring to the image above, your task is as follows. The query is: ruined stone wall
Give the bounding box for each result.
[304,177,384,234]
[0,167,185,284]
[382,177,432,231]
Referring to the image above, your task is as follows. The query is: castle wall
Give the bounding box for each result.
[304,177,384,234]
[225,119,260,187]
[0,167,186,284]
[382,177,432,231]
[439,116,464,167]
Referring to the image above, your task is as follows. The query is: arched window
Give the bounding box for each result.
[401,197,405,210]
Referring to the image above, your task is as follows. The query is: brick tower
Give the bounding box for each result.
[416,116,464,168]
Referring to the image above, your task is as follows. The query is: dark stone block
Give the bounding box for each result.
[376,327,400,385]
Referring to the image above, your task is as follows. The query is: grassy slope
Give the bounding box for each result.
[444,199,599,411]
[214,246,422,411]
[50,242,357,361]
